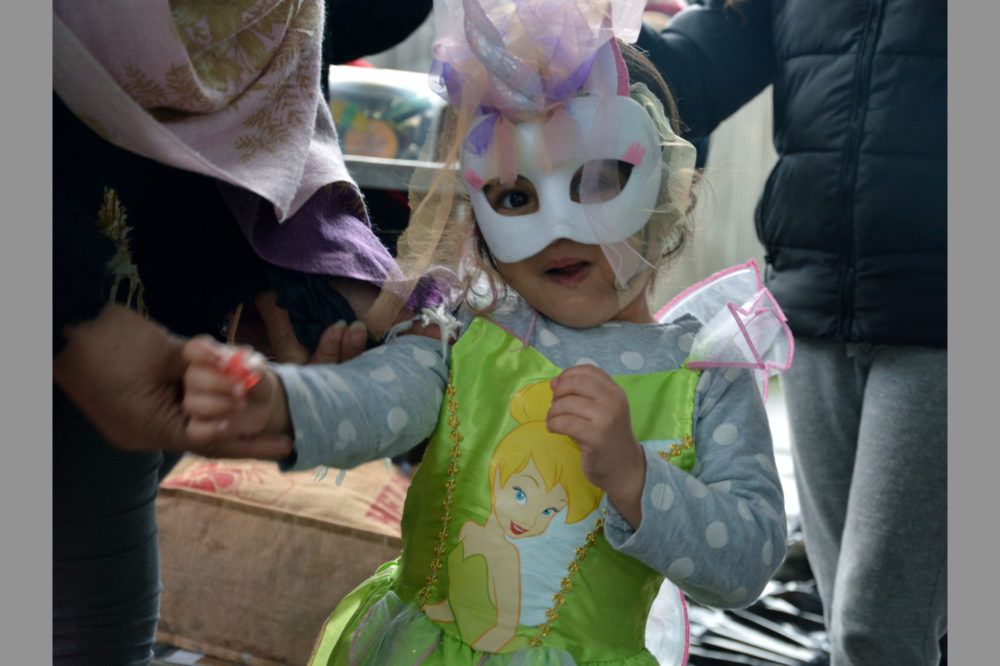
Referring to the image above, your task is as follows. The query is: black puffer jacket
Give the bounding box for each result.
[638,0,946,347]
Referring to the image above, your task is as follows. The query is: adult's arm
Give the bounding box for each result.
[636,0,777,142]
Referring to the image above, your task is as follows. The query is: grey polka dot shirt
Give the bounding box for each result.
[273,298,787,608]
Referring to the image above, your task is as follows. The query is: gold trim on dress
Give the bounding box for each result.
[657,434,694,463]
[417,374,462,609]
[527,515,606,648]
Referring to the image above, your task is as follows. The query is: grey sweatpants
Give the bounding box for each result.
[781,338,947,665]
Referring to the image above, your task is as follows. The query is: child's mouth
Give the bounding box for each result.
[509,521,527,535]
[544,261,591,286]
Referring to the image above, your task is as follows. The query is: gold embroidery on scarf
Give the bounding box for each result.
[119,1,321,159]
[97,188,147,315]
[163,65,214,111]
[171,0,280,86]
[121,64,169,109]
[527,515,606,647]
[417,374,462,609]
[234,5,318,162]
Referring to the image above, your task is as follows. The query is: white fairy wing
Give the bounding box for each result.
[645,578,689,666]
[656,259,794,401]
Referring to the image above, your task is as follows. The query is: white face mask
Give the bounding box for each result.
[460,94,663,264]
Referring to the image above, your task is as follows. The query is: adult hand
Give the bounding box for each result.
[181,336,293,452]
[254,282,447,360]
[254,289,369,365]
[53,304,293,460]
[546,364,647,529]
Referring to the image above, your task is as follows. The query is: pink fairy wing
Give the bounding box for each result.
[657,259,795,401]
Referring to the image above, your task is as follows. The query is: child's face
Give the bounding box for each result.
[493,459,569,540]
[461,95,663,265]
[493,236,654,327]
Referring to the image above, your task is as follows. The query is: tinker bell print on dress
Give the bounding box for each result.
[180,0,795,663]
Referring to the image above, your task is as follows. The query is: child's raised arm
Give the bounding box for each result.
[547,364,647,528]
[600,363,788,610]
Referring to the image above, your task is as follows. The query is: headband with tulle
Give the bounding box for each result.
[366,0,696,333]
[429,0,642,118]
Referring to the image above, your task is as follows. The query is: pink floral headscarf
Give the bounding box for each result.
[53,0,355,222]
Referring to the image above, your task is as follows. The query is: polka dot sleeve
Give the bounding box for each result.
[602,366,788,609]
[272,333,449,471]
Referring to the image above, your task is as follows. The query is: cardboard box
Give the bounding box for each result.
[155,454,409,666]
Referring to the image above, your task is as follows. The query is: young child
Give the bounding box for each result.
[182,1,792,663]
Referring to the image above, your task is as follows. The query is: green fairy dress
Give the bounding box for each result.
[307,317,699,665]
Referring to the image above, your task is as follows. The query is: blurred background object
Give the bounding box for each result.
[328,65,446,162]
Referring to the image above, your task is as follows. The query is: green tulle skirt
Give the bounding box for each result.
[306,560,665,666]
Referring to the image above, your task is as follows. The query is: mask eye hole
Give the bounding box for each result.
[569,160,633,203]
[483,176,540,216]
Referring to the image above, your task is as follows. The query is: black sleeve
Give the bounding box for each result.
[52,91,272,352]
[52,94,116,356]
[323,0,433,65]
[636,0,777,142]
[52,201,116,356]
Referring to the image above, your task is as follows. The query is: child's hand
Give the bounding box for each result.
[547,364,646,528]
[181,335,293,459]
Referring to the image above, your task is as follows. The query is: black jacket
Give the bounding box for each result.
[638,0,946,347]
